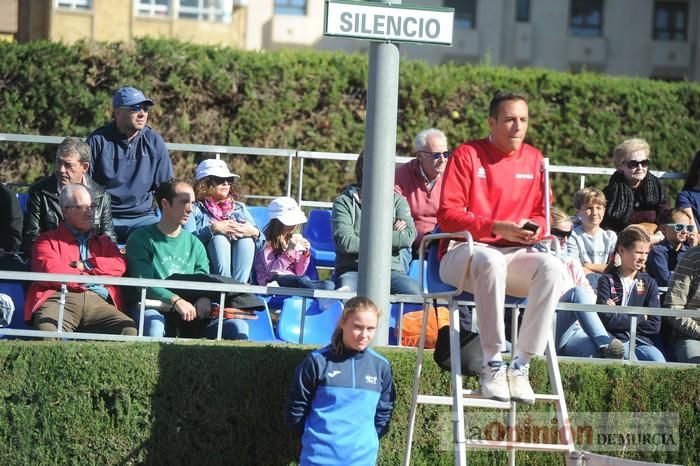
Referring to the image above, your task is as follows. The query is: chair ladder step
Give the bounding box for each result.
[463,440,574,453]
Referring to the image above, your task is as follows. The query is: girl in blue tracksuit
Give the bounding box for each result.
[284,296,396,466]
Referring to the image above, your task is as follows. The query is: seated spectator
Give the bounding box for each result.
[22,137,115,257]
[126,178,250,339]
[185,159,264,283]
[87,86,173,244]
[550,208,624,358]
[332,152,421,295]
[567,187,617,289]
[24,184,136,336]
[0,182,26,271]
[254,196,335,291]
[663,246,700,363]
[394,128,448,257]
[647,208,698,287]
[596,226,665,361]
[602,138,667,239]
[675,150,700,231]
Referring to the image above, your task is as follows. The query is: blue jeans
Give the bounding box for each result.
[207,234,256,283]
[133,308,249,340]
[625,339,666,362]
[336,270,421,295]
[113,212,159,245]
[556,286,611,357]
[275,274,335,291]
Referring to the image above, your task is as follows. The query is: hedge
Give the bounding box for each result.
[0,341,698,465]
[1,38,699,208]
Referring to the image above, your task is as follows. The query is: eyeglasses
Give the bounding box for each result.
[64,204,95,213]
[551,228,572,240]
[664,223,695,233]
[624,159,649,169]
[120,104,152,113]
[418,151,450,160]
[212,176,235,185]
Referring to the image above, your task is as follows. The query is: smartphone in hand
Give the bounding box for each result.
[522,221,539,233]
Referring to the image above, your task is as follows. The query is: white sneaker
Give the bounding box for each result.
[479,361,510,402]
[507,363,535,405]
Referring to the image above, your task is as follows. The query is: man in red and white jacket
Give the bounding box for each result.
[25,183,136,336]
[438,91,565,405]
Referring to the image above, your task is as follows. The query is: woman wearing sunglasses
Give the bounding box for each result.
[185,159,265,283]
[602,138,668,236]
[646,208,698,287]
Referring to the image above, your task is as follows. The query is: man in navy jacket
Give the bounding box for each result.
[87,86,173,244]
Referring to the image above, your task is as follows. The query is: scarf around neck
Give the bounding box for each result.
[604,170,664,225]
[203,196,235,222]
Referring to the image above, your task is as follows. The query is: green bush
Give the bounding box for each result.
[1,38,699,207]
[0,341,697,465]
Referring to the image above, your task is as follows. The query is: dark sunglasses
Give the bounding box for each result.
[121,103,152,113]
[624,159,649,169]
[418,150,450,160]
[551,228,572,240]
[664,223,695,233]
[212,176,235,185]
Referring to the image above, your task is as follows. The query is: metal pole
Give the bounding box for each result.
[358,0,402,346]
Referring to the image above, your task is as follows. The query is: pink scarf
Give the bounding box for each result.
[203,197,234,222]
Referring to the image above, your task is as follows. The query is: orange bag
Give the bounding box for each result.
[396,306,450,348]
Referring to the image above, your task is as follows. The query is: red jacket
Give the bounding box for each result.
[24,223,127,321]
[394,158,443,251]
[437,138,548,258]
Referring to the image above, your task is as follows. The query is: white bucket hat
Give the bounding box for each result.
[195,159,240,181]
[268,196,307,226]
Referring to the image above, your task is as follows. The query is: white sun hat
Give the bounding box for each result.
[195,159,240,181]
[268,196,307,226]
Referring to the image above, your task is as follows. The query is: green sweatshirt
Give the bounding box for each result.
[125,224,210,302]
[331,184,416,276]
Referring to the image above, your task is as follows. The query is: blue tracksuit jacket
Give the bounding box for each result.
[284,345,395,466]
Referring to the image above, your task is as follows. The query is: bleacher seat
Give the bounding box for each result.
[0,282,30,337]
[15,192,28,214]
[303,209,336,268]
[277,296,342,345]
[248,206,269,230]
[246,303,281,342]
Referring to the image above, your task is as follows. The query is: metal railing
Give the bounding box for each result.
[1,132,687,210]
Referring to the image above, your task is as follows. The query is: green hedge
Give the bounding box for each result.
[0,341,697,465]
[1,38,699,207]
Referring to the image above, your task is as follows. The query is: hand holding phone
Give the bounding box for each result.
[521,221,539,233]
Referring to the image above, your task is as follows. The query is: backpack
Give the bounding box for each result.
[396,305,449,348]
[431,302,483,376]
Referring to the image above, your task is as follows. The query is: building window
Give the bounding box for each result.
[653,1,688,41]
[444,0,476,29]
[178,0,231,23]
[516,0,530,22]
[569,0,603,37]
[274,0,306,16]
[137,0,170,17]
[55,0,91,10]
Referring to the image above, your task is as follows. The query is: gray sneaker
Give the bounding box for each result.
[507,364,536,405]
[479,361,510,402]
[600,338,625,359]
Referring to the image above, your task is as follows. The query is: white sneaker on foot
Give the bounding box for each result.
[507,364,535,405]
[479,361,510,402]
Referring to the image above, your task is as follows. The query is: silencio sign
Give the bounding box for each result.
[324,0,454,46]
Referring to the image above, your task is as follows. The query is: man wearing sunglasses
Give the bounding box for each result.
[647,208,698,287]
[437,91,565,404]
[87,86,174,244]
[394,128,449,257]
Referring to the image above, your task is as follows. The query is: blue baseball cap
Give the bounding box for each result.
[112,86,155,108]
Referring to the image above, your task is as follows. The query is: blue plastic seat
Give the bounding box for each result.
[246,302,281,342]
[0,281,30,338]
[277,296,342,345]
[15,193,28,214]
[248,206,270,230]
[303,209,336,268]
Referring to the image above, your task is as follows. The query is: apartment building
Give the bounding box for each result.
[7,0,700,82]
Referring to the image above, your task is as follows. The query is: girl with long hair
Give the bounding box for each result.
[284,297,395,465]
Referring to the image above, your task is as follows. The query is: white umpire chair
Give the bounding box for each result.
[403,231,577,466]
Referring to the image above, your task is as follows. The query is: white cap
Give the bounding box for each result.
[195,159,239,181]
[268,196,307,226]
